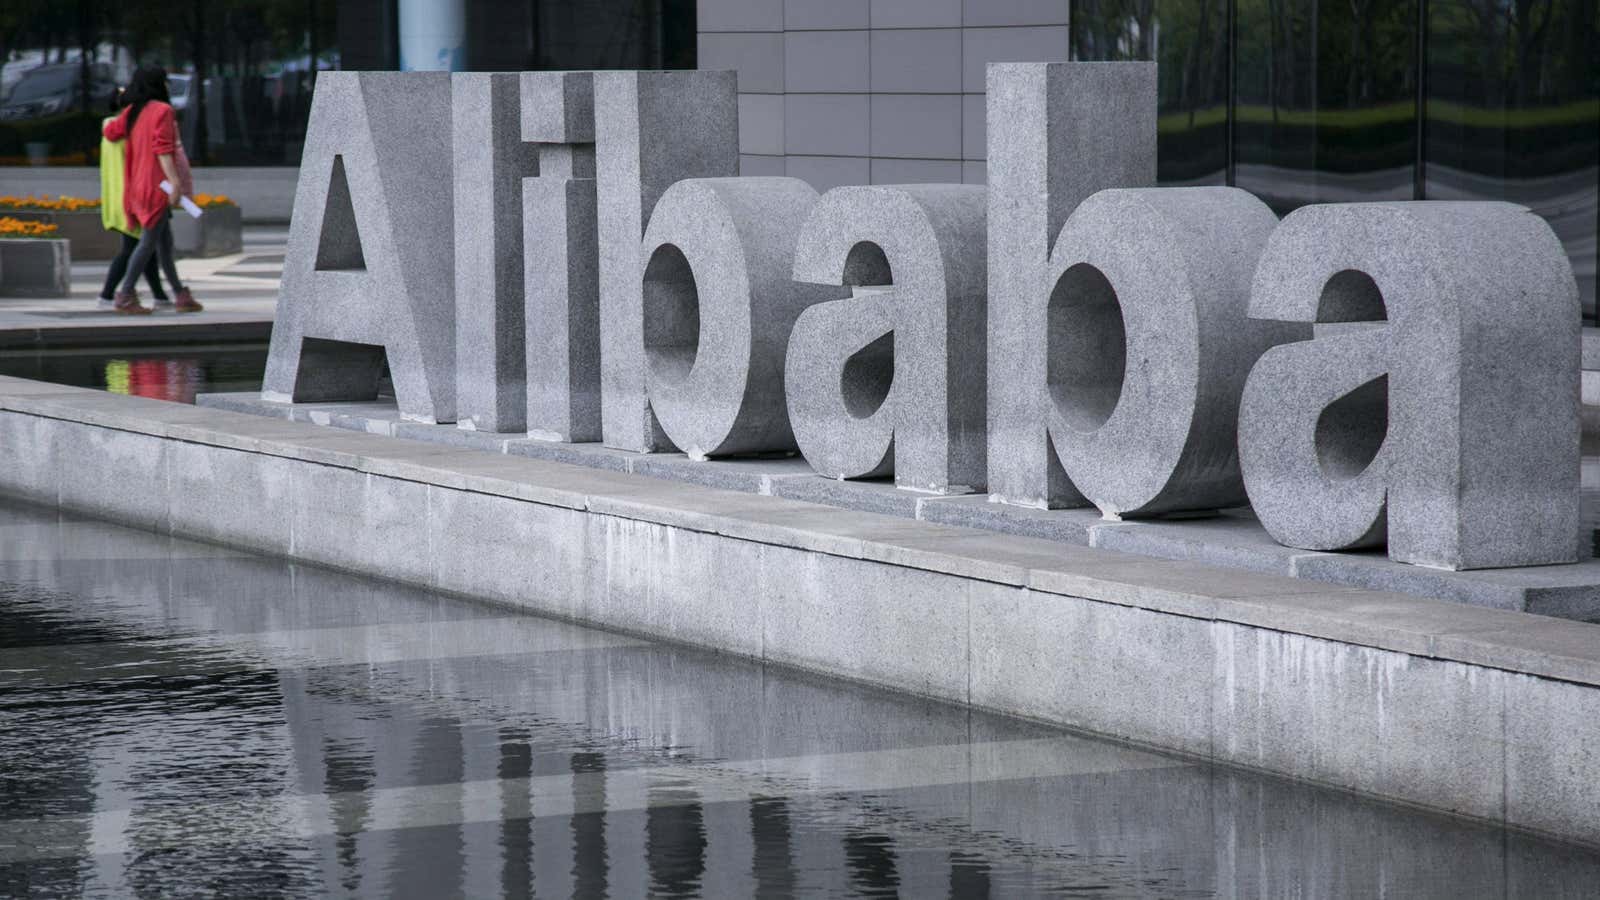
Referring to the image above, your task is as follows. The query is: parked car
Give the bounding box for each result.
[0,63,117,122]
[168,73,194,112]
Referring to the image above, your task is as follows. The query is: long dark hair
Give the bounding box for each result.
[122,67,170,131]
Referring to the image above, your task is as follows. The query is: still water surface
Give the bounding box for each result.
[0,344,267,404]
[3,501,1600,897]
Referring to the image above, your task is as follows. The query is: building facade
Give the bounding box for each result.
[702,0,1596,313]
[0,0,1593,310]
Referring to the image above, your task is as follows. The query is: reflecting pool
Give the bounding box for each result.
[2,500,1599,898]
[0,344,268,404]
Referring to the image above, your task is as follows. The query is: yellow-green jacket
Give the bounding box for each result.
[99,116,138,237]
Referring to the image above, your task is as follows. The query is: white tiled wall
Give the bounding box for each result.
[698,0,1071,189]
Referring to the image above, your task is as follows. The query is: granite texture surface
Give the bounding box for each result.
[16,377,1600,849]
[1242,202,1581,570]
[593,70,738,453]
[262,72,457,424]
[1044,187,1306,517]
[521,71,602,443]
[640,176,844,458]
[985,62,1157,509]
[195,392,1600,618]
[788,183,988,492]
[453,72,540,433]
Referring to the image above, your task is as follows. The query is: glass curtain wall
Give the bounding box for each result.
[1071,0,1599,316]
[1424,0,1597,311]
[0,0,338,166]
[522,0,696,71]
[0,0,696,168]
[1072,0,1232,186]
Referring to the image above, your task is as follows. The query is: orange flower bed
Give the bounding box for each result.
[0,194,100,212]
[0,194,237,211]
[0,216,62,237]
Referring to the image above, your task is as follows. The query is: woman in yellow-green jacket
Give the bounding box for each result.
[98,89,171,311]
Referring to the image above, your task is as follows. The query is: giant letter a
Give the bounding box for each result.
[263,72,457,423]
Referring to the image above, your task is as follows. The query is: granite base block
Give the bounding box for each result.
[970,582,1214,757]
[166,439,295,554]
[290,462,434,586]
[428,486,591,621]
[194,391,1600,619]
[916,494,1100,545]
[504,436,638,473]
[392,421,515,454]
[629,453,814,495]
[770,476,954,518]
[0,237,70,297]
[197,392,297,419]
[171,204,244,258]
[1292,553,1600,622]
[1086,509,1328,576]
[1215,626,1509,823]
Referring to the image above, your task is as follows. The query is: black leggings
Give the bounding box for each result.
[118,210,184,297]
[100,231,168,300]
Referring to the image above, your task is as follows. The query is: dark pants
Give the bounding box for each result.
[100,231,168,301]
[117,210,185,297]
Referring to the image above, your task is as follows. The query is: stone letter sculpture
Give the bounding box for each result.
[264,71,456,423]
[453,72,540,433]
[787,184,988,493]
[1239,201,1580,570]
[985,62,1157,508]
[521,71,601,442]
[594,71,737,452]
[1045,187,1305,517]
[640,177,845,459]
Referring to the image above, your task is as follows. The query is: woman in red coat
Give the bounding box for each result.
[102,67,203,315]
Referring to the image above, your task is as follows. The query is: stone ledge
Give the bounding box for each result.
[191,389,1600,620]
[12,379,1600,845]
[0,376,1596,691]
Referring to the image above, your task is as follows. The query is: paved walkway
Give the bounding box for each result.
[0,227,282,347]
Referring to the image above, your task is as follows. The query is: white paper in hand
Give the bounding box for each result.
[159,179,204,219]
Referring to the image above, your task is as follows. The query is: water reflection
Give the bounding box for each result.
[3,500,1600,898]
[0,344,266,405]
[103,358,203,404]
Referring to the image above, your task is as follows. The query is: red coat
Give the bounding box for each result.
[103,101,176,229]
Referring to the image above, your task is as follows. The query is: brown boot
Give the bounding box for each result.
[113,291,151,315]
[174,287,204,314]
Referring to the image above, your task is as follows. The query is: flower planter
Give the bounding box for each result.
[0,238,71,297]
[172,204,243,258]
[2,210,122,261]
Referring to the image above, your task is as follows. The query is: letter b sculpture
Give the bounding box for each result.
[639,177,845,459]
[1039,187,1306,517]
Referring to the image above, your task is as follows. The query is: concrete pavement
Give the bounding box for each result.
[0,226,280,347]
